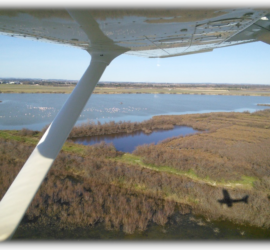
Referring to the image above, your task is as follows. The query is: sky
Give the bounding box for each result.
[0,33,270,84]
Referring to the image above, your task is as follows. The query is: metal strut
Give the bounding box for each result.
[0,51,121,241]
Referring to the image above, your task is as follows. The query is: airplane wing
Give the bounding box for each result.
[0,9,270,58]
[0,8,270,241]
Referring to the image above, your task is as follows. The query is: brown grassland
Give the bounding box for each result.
[1,109,270,234]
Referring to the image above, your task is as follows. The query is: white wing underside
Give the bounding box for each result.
[0,9,270,58]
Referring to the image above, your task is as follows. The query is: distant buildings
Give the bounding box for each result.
[0,80,22,84]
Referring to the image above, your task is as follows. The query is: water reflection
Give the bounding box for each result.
[72,126,197,153]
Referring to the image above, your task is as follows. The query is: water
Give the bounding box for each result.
[73,126,197,153]
[0,93,269,131]
[12,213,270,240]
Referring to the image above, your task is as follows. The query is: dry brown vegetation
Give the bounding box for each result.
[134,110,270,183]
[0,140,188,234]
[19,128,39,137]
[67,120,175,138]
[1,109,270,234]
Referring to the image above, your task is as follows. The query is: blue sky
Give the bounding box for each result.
[0,34,270,84]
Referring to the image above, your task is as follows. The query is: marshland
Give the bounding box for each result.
[1,109,270,239]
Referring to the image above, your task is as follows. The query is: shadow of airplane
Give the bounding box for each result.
[218,189,249,207]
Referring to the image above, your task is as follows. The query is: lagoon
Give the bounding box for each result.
[0,93,269,130]
[72,126,197,153]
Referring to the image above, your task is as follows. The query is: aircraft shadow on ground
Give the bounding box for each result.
[218,189,249,207]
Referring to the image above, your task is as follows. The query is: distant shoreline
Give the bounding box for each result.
[1,84,270,96]
[257,103,270,106]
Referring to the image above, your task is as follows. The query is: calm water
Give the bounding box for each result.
[12,213,270,240]
[73,126,197,153]
[0,93,269,131]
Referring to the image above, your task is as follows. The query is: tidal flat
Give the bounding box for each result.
[1,110,270,239]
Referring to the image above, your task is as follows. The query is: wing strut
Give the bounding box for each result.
[0,50,122,241]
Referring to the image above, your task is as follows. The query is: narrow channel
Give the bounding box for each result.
[72,126,198,153]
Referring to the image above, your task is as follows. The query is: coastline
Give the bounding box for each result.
[1,84,270,96]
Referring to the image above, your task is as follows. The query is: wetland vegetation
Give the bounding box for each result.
[1,109,270,237]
